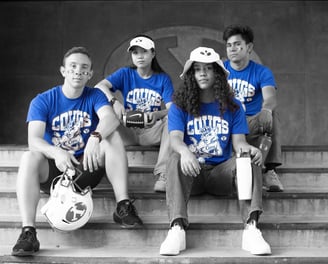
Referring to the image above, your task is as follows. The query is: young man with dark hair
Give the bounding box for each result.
[223,25,283,192]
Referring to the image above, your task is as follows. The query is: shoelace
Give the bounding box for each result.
[117,200,137,217]
[268,170,279,181]
[18,230,35,243]
[158,173,166,181]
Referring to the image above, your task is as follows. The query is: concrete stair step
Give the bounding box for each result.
[0,165,158,192]
[1,145,328,167]
[1,215,328,249]
[282,145,328,167]
[2,165,328,192]
[1,145,327,262]
[0,145,160,167]
[1,189,328,219]
[0,145,27,167]
[2,145,328,192]
[2,247,328,264]
[277,167,328,189]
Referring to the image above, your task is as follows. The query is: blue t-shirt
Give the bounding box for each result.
[107,67,174,112]
[168,100,248,165]
[224,60,276,116]
[27,86,109,158]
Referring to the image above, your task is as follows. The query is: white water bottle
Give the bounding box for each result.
[236,150,253,200]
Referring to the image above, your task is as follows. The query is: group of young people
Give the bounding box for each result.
[12,24,282,257]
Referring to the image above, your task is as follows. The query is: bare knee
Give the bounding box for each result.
[20,151,46,166]
[18,151,48,181]
[102,131,125,153]
[100,131,127,166]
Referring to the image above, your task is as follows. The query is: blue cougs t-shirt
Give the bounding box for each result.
[168,100,248,165]
[27,86,109,158]
[224,60,276,116]
[107,67,174,112]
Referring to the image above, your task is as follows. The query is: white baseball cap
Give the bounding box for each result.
[127,36,155,52]
[180,47,229,79]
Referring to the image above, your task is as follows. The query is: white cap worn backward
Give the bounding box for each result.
[180,47,229,79]
[127,36,155,52]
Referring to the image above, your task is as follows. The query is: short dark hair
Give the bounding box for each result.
[223,24,254,44]
[62,46,92,68]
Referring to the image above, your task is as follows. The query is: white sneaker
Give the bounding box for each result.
[263,169,284,192]
[242,221,271,255]
[159,225,186,255]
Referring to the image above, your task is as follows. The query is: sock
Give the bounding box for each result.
[22,226,36,233]
[247,211,259,226]
[117,199,130,208]
[171,218,185,229]
[265,164,276,172]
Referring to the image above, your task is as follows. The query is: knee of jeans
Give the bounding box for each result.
[168,152,180,164]
[248,116,264,135]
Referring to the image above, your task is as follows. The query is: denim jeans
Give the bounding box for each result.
[246,110,282,167]
[166,152,263,228]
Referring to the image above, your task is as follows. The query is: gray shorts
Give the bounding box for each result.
[40,159,105,194]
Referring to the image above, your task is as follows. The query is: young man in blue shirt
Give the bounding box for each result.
[223,25,283,192]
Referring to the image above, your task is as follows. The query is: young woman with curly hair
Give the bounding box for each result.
[173,57,239,117]
[160,47,271,257]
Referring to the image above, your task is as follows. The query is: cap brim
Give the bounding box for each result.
[179,60,193,79]
[127,45,135,52]
[180,60,229,79]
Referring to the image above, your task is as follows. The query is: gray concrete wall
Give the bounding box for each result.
[0,1,327,145]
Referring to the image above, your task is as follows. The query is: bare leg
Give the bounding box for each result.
[102,131,129,202]
[16,151,49,227]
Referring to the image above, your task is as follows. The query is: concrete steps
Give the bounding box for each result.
[1,215,328,248]
[2,247,328,264]
[3,165,328,191]
[1,145,328,263]
[2,189,328,219]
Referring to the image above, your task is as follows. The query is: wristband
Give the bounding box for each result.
[110,97,117,105]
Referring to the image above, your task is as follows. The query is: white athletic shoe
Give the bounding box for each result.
[159,225,186,255]
[242,220,271,255]
[263,169,284,192]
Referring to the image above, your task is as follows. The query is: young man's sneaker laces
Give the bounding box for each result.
[242,220,271,255]
[160,225,186,255]
[12,226,40,256]
[154,173,166,192]
[263,169,284,192]
[113,200,143,228]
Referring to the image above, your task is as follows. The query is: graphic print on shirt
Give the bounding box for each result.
[51,110,91,153]
[126,88,162,112]
[227,79,255,110]
[187,115,229,159]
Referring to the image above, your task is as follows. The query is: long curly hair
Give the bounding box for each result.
[173,62,239,116]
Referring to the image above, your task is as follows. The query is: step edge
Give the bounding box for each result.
[3,247,328,263]
[2,219,328,230]
[1,189,328,199]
